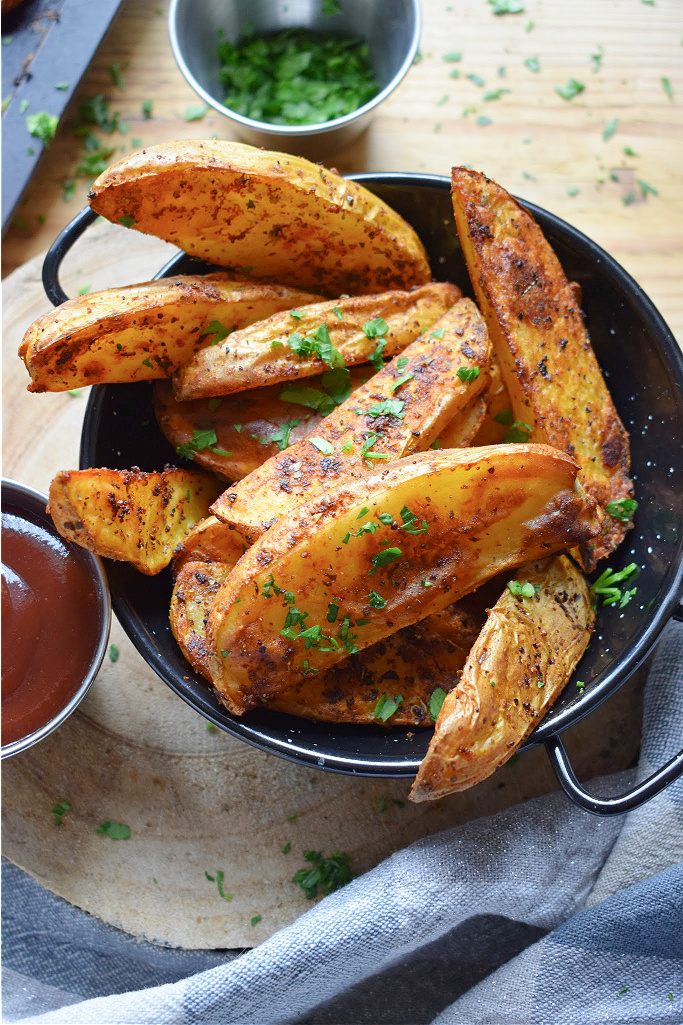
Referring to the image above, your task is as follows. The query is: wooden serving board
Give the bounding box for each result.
[1,228,646,949]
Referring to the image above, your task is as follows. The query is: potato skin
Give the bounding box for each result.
[48,468,222,575]
[173,283,461,401]
[88,140,431,296]
[170,516,488,725]
[451,167,634,566]
[206,445,601,714]
[410,555,595,801]
[19,276,323,393]
[211,297,492,538]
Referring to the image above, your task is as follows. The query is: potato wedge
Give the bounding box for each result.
[451,167,634,565]
[435,393,488,449]
[171,518,490,725]
[211,297,492,539]
[206,445,601,713]
[88,140,431,296]
[410,555,594,801]
[48,468,222,574]
[173,283,461,401]
[468,353,513,446]
[19,277,324,393]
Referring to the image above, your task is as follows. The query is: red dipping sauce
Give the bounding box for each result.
[2,506,103,748]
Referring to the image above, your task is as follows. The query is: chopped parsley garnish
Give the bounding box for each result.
[377,512,393,525]
[184,104,208,121]
[26,111,59,145]
[289,309,305,320]
[269,418,302,450]
[443,52,463,62]
[524,56,540,73]
[309,436,334,455]
[369,547,402,573]
[282,842,291,854]
[661,76,674,101]
[333,305,344,320]
[51,801,71,826]
[457,366,480,384]
[292,850,355,899]
[287,323,345,368]
[142,99,153,118]
[117,215,135,228]
[374,693,403,721]
[96,820,131,840]
[327,602,340,622]
[390,372,414,391]
[368,589,387,609]
[362,317,390,370]
[357,506,370,519]
[399,505,428,535]
[217,27,377,126]
[591,46,604,72]
[504,420,532,443]
[602,117,618,141]
[201,320,230,344]
[488,0,525,11]
[109,62,124,90]
[591,563,638,608]
[176,429,233,460]
[617,987,629,997]
[429,687,447,722]
[638,179,659,198]
[605,498,638,521]
[208,397,222,412]
[396,357,409,371]
[466,73,485,87]
[576,680,586,694]
[483,88,510,101]
[507,580,540,599]
[367,399,405,419]
[494,408,513,425]
[108,643,120,663]
[251,914,262,926]
[360,432,386,460]
[555,78,586,101]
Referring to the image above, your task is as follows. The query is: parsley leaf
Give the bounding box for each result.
[591,563,638,608]
[292,850,354,899]
[507,580,540,599]
[555,78,586,101]
[270,418,302,450]
[488,0,525,11]
[429,688,447,722]
[374,693,403,721]
[96,820,131,840]
[309,436,334,455]
[457,366,480,383]
[605,498,638,521]
[504,420,532,442]
[370,547,402,572]
[51,801,71,826]
[368,589,387,609]
[201,320,230,344]
[26,111,58,145]
[184,104,208,121]
[367,399,405,419]
[390,372,414,392]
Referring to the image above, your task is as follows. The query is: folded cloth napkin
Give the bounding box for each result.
[5,623,683,1025]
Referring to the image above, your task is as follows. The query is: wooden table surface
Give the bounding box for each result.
[3,0,683,347]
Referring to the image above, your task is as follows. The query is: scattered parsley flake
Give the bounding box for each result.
[443,52,462,62]
[292,850,354,899]
[477,115,492,127]
[606,498,638,521]
[661,77,673,100]
[206,722,217,732]
[19,98,29,114]
[504,420,532,442]
[576,680,586,694]
[309,436,334,455]
[488,0,525,12]
[622,145,639,157]
[396,357,409,371]
[466,73,485,87]
[429,688,447,722]
[436,94,449,106]
[367,399,405,419]
[370,547,402,573]
[67,389,82,398]
[603,118,618,141]
[429,328,445,340]
[287,812,298,822]
[109,643,120,663]
[78,284,91,295]
[109,63,124,90]
[142,99,153,119]
[524,56,540,73]
[457,366,480,383]
[270,418,302,451]
[390,372,414,392]
[567,186,580,197]
[368,590,387,609]
[525,19,534,31]
[623,192,637,206]
[282,842,291,854]
[322,0,342,12]
[184,104,208,121]
[507,580,540,599]
[201,320,230,343]
[251,914,262,926]
[51,801,71,826]
[117,214,135,228]
[26,111,58,145]
[591,46,604,72]
[483,88,509,101]
[617,987,629,997]
[96,820,131,840]
[591,563,638,607]
[555,79,586,101]
[637,179,659,198]
[374,694,403,722]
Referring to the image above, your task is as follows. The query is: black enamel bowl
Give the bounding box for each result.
[43,173,683,814]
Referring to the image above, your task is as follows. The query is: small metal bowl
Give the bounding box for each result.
[169,0,421,160]
[1,479,111,759]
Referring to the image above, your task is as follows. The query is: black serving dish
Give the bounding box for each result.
[43,174,683,814]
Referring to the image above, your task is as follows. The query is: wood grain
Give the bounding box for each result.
[3,0,682,348]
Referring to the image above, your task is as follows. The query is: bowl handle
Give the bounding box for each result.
[545,734,683,815]
[42,206,99,307]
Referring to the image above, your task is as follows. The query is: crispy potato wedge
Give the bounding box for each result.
[171,518,491,724]
[211,297,492,539]
[451,167,634,565]
[206,445,601,713]
[469,353,513,446]
[88,140,432,296]
[154,367,369,481]
[173,283,461,401]
[435,393,488,449]
[48,468,222,574]
[18,276,325,393]
[410,555,594,801]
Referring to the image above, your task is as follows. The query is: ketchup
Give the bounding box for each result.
[1,507,100,747]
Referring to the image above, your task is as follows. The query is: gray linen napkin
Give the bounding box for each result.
[5,623,683,1025]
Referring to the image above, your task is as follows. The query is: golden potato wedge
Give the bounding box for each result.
[154,366,372,481]
[451,167,634,565]
[48,468,222,575]
[211,297,492,539]
[173,283,461,401]
[469,353,513,446]
[206,445,601,713]
[170,517,490,725]
[434,393,488,449]
[410,555,594,801]
[88,140,431,296]
[19,277,324,393]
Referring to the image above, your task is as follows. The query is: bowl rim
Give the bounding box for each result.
[167,0,422,137]
[77,171,683,777]
[1,477,112,759]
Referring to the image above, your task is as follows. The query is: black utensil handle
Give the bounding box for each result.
[42,206,99,307]
[545,734,683,815]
